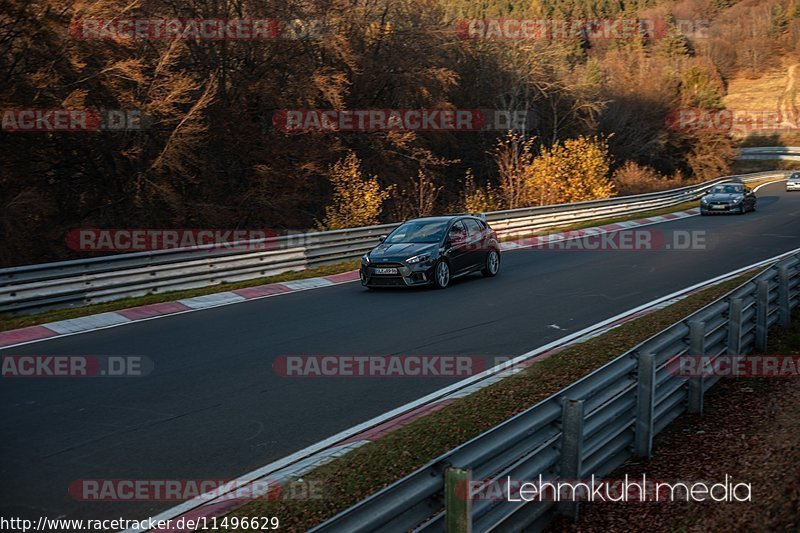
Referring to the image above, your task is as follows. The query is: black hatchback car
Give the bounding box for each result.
[360,215,501,289]
[700,182,757,215]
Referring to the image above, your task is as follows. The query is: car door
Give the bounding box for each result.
[444,220,469,274]
[744,187,756,209]
[463,218,485,271]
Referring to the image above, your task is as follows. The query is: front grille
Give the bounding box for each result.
[369,277,407,287]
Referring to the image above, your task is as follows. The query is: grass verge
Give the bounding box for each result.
[229,273,755,531]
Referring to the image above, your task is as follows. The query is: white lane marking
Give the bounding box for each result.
[281,278,334,290]
[45,312,131,335]
[178,292,246,309]
[127,246,800,532]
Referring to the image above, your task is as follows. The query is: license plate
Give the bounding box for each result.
[374,267,398,275]
[711,205,726,210]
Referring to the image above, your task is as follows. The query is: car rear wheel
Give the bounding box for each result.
[482,250,500,277]
[433,260,450,289]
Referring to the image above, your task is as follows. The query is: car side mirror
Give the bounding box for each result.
[378,235,386,243]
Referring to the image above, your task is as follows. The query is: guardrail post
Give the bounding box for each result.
[756,280,770,352]
[726,298,744,355]
[688,321,705,415]
[634,353,656,458]
[778,266,791,328]
[445,467,472,533]
[559,399,585,521]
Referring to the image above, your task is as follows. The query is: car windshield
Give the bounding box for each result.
[710,185,743,194]
[790,173,800,181]
[384,220,449,244]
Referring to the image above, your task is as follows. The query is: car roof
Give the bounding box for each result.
[403,215,484,223]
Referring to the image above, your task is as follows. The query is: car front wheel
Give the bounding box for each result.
[482,250,500,277]
[433,260,450,289]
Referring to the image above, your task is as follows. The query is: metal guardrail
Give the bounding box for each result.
[738,146,800,161]
[0,171,788,314]
[310,248,800,533]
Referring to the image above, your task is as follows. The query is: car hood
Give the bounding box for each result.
[367,242,439,263]
[703,193,743,202]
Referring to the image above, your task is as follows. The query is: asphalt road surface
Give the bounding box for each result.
[2,181,799,522]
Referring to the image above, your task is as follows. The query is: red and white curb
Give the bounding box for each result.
[0,272,360,349]
[125,247,795,533]
[0,209,701,351]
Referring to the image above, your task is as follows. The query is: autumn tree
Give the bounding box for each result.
[394,169,442,220]
[526,136,615,205]
[320,153,392,230]
[612,161,689,195]
[461,170,500,212]
[491,132,537,209]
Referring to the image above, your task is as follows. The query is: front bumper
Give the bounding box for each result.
[360,261,435,287]
[701,202,742,214]
[786,182,800,191]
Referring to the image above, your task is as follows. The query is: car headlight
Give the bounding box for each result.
[732,197,742,203]
[406,254,430,264]
[701,196,709,204]
[361,254,370,264]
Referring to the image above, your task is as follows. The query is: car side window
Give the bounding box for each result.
[449,220,467,243]
[464,219,482,237]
